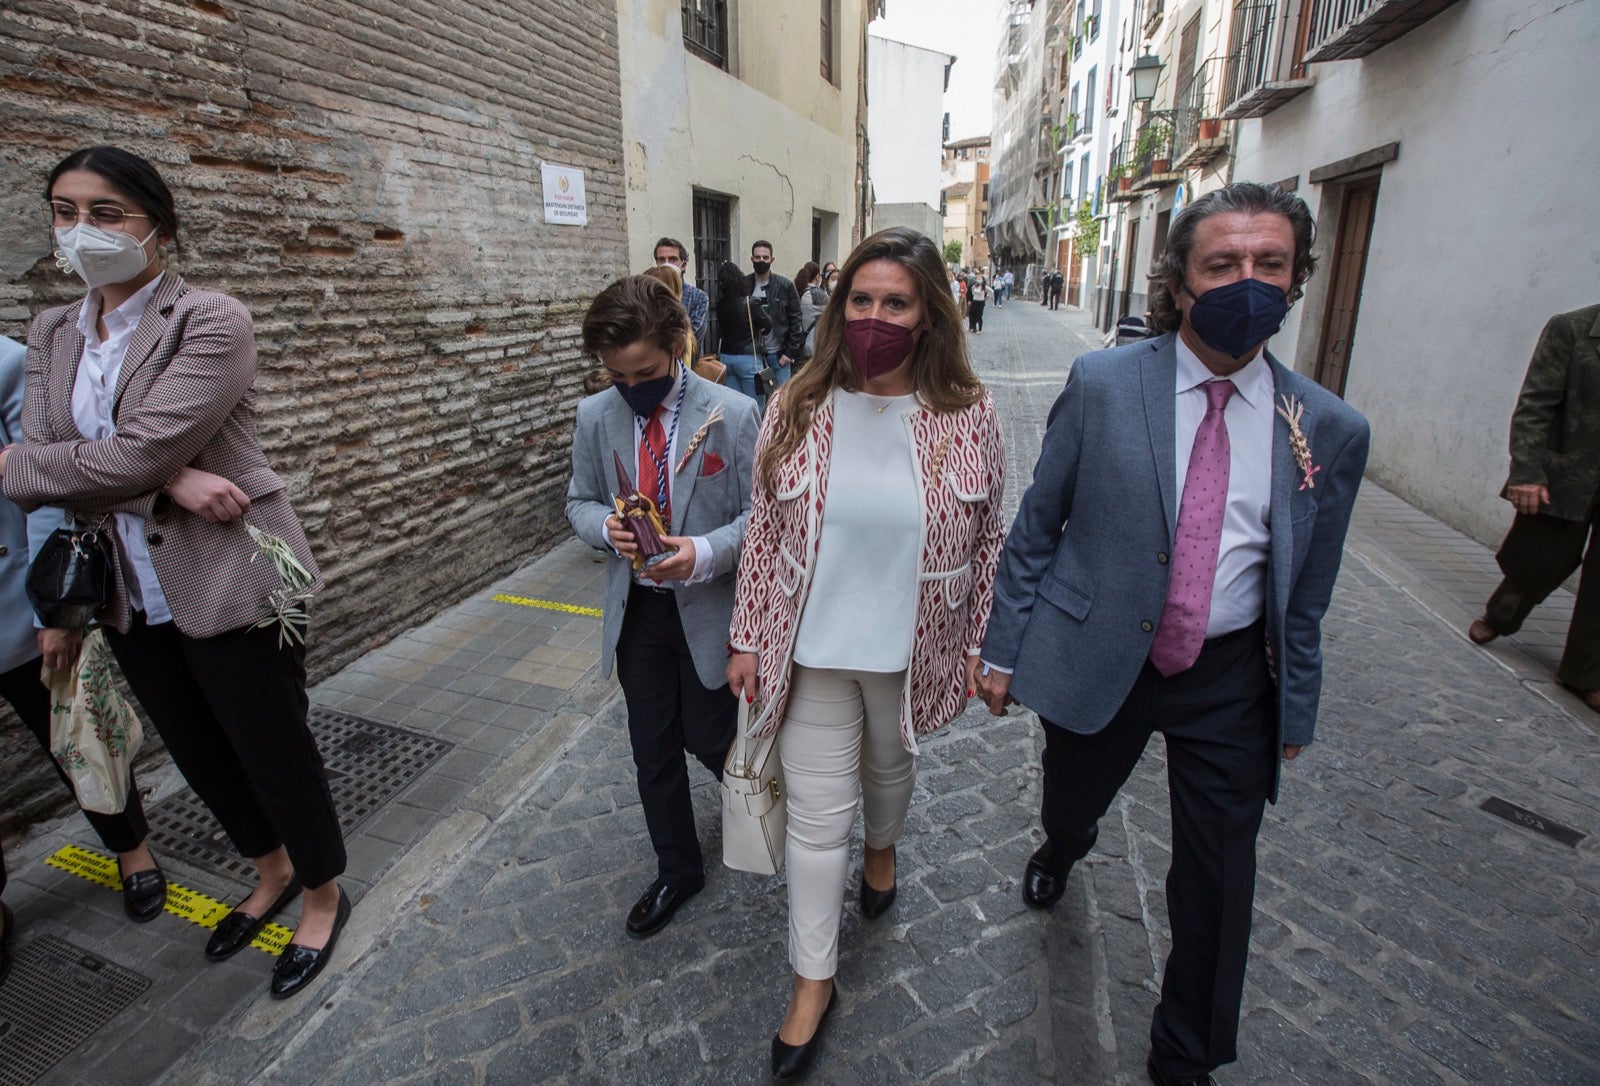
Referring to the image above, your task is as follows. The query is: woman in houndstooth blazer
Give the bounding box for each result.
[0,147,348,1001]
[726,228,1007,1079]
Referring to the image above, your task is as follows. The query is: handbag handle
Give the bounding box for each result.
[727,695,759,777]
[745,296,759,354]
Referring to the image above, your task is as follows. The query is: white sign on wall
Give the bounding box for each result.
[541,163,588,226]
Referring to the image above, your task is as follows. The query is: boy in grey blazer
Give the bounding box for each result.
[565,276,759,939]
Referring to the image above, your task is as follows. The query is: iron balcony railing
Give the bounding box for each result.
[1305,0,1383,47]
[1221,0,1278,113]
[1130,110,1178,187]
[1107,140,1138,201]
[1302,0,1467,61]
[1171,57,1229,167]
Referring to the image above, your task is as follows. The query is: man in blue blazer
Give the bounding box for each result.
[979,184,1369,1086]
[566,277,760,940]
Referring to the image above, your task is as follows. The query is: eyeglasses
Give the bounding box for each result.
[47,202,151,230]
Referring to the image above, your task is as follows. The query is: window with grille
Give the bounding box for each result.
[693,191,732,349]
[821,0,836,83]
[683,0,728,70]
[1084,67,1096,134]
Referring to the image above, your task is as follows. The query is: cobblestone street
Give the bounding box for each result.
[6,300,1598,1085]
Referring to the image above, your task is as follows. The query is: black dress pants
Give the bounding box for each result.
[0,655,150,899]
[968,300,986,331]
[104,614,346,889]
[1485,507,1600,689]
[614,584,736,887]
[1039,622,1275,1081]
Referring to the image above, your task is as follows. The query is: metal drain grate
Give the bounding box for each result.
[0,934,151,1086]
[144,708,453,883]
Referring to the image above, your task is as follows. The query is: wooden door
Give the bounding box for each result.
[1315,177,1380,397]
[1120,218,1140,320]
[1067,245,1083,307]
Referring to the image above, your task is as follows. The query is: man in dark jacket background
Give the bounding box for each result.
[1469,303,1600,710]
[746,240,804,391]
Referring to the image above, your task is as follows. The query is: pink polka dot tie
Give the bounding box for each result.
[1149,379,1235,677]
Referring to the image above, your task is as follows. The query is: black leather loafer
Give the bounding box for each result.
[771,982,839,1080]
[0,902,15,988]
[1023,841,1070,910]
[1147,1052,1214,1086]
[206,878,302,961]
[269,887,351,1000]
[121,863,168,923]
[625,877,704,939]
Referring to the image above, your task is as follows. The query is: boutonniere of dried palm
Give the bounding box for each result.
[928,433,952,478]
[247,525,317,648]
[1274,394,1321,491]
[674,404,725,474]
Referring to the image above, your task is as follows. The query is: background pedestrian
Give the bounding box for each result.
[1468,303,1600,710]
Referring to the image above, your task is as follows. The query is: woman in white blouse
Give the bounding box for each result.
[727,228,1007,1079]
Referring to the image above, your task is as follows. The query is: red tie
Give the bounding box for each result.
[638,407,670,525]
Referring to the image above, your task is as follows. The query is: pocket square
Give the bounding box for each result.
[700,452,726,476]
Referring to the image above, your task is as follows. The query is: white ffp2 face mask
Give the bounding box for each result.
[53,223,158,288]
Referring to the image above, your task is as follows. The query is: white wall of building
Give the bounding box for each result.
[868,35,954,217]
[1233,0,1600,545]
[618,1,866,283]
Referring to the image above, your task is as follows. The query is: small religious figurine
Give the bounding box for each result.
[613,450,677,571]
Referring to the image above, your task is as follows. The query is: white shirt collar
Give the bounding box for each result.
[76,273,165,345]
[1173,332,1273,410]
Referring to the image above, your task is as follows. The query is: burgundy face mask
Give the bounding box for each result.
[843,317,917,380]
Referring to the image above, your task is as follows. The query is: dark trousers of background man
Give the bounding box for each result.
[1038,622,1275,1082]
[105,614,347,888]
[614,584,736,887]
[0,657,150,899]
[1485,502,1600,690]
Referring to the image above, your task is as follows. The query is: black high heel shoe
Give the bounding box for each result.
[860,846,896,919]
[269,887,351,1000]
[206,877,302,961]
[771,983,838,1080]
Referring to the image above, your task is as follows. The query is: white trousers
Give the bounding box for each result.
[780,665,916,979]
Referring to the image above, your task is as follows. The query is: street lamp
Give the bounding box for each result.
[1129,52,1164,104]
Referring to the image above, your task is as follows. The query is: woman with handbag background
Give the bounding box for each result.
[0,146,349,1001]
[713,259,770,402]
[0,333,167,986]
[726,227,1007,1079]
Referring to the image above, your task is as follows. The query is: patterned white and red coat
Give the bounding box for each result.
[729,387,1006,751]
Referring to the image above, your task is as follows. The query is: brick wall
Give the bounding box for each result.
[0,0,627,835]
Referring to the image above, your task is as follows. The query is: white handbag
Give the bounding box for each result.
[721,697,787,875]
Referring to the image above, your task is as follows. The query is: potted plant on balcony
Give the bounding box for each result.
[1198,117,1222,141]
[1137,122,1174,175]
[1110,163,1132,192]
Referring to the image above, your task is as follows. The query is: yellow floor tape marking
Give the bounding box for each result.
[45,843,292,956]
[491,593,603,617]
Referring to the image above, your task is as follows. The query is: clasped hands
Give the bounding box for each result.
[603,514,697,583]
[970,658,1304,760]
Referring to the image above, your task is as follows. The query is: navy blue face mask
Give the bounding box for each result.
[1183,278,1290,359]
[614,369,675,417]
